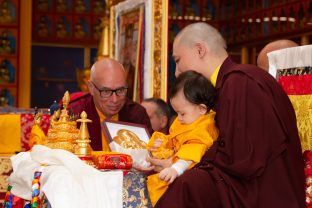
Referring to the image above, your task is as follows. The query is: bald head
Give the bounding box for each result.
[174,22,227,56]
[90,58,126,83]
[172,22,228,78]
[257,39,298,71]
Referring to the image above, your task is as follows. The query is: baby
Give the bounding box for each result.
[147,70,219,206]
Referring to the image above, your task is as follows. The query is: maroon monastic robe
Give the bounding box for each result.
[155,57,306,208]
[68,93,153,151]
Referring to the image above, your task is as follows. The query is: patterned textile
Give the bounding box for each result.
[0,156,13,206]
[123,171,152,208]
[304,150,312,208]
[20,114,50,151]
[289,95,312,151]
[268,45,312,207]
[276,66,312,79]
[278,74,312,95]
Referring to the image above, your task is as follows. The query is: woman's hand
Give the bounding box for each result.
[147,157,173,172]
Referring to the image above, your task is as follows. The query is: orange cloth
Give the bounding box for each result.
[29,124,46,149]
[147,112,219,206]
[95,107,118,151]
[0,114,21,153]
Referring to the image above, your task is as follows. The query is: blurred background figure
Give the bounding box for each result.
[257,39,298,72]
[141,98,171,134]
[76,67,90,93]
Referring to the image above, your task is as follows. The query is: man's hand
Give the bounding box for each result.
[132,163,155,173]
[147,157,172,172]
[158,167,178,184]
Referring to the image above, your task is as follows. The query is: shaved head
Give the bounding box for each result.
[90,58,126,83]
[257,39,298,71]
[174,22,227,56]
[172,22,228,78]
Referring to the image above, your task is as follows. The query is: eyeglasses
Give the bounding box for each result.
[91,81,128,98]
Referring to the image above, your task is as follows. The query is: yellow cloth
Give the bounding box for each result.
[147,111,219,206]
[29,124,46,149]
[95,107,118,151]
[288,94,312,151]
[0,114,21,153]
[210,64,221,87]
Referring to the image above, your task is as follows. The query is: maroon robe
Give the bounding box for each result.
[68,93,153,151]
[155,57,305,208]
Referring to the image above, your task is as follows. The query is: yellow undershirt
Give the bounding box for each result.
[210,64,221,87]
[95,107,118,151]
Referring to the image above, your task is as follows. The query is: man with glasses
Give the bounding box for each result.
[68,58,153,151]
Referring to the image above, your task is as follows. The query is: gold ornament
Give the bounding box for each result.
[74,111,95,167]
[45,91,79,152]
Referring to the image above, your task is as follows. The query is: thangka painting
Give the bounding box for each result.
[116,5,144,102]
[111,0,168,101]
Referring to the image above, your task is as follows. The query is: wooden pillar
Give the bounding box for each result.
[251,47,257,65]
[18,0,32,108]
[301,35,309,45]
[241,46,249,64]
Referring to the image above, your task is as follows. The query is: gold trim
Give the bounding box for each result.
[133,7,144,101]
[107,0,169,101]
[109,6,115,58]
[152,0,168,100]
[161,1,168,101]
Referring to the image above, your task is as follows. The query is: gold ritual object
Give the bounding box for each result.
[45,91,79,152]
[74,111,95,166]
[113,129,147,149]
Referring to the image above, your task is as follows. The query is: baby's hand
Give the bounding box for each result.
[158,167,178,184]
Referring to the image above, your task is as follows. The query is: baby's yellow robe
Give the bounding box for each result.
[147,111,219,206]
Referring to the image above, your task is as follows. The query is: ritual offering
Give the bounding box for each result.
[93,152,133,170]
[146,131,174,159]
[113,129,147,149]
[45,91,79,153]
[103,120,151,169]
[74,111,95,167]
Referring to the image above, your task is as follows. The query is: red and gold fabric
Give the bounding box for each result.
[0,155,13,205]
[0,114,50,154]
[278,74,312,95]
[20,114,50,151]
[92,151,132,170]
[277,74,312,152]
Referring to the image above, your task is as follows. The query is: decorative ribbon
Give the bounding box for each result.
[31,171,42,208]
[3,165,46,208]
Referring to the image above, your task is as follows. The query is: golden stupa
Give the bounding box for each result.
[74,111,95,166]
[45,91,79,152]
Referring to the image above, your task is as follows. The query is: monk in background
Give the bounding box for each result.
[257,39,298,71]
